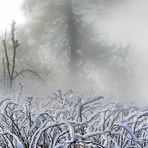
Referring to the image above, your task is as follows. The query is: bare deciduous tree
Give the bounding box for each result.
[1,20,41,89]
[1,20,20,88]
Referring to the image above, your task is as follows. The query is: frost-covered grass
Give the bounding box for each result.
[0,90,148,148]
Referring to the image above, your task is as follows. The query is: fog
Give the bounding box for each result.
[0,0,148,105]
[95,0,148,103]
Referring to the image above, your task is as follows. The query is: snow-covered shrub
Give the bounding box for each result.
[0,90,147,148]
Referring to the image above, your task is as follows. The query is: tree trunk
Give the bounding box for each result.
[65,0,79,76]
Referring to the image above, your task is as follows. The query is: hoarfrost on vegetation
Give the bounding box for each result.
[0,90,147,147]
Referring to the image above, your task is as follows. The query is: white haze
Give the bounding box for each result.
[19,0,148,105]
[92,0,148,104]
[0,0,24,31]
[0,0,148,105]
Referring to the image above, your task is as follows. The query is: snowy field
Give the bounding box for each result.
[0,90,147,148]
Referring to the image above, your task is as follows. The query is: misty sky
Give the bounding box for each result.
[98,0,148,53]
[21,0,148,102]
[0,0,24,30]
[0,0,148,103]
[93,0,148,102]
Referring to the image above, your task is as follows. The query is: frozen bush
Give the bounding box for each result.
[0,90,147,147]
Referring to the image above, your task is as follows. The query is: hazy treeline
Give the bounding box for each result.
[0,0,135,98]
